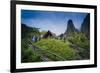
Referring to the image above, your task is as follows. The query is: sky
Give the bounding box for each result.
[21,10,88,36]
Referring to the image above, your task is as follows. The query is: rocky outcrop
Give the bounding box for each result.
[64,19,78,37]
[43,30,56,39]
[81,14,90,38]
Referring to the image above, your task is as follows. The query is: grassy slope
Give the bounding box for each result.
[34,39,77,60]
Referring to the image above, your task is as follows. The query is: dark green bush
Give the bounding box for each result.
[67,32,90,59]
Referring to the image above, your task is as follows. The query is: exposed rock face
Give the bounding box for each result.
[81,14,90,38]
[64,19,78,37]
[58,34,64,39]
[43,30,56,39]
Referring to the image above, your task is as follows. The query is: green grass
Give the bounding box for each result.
[67,32,90,59]
[21,33,90,62]
[21,39,42,63]
[67,32,90,49]
[34,39,77,60]
[21,47,42,62]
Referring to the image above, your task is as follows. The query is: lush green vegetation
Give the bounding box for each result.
[21,24,90,62]
[34,39,78,60]
[21,24,42,62]
[67,32,90,59]
[21,39,42,62]
[67,32,89,49]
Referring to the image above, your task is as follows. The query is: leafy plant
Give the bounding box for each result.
[67,32,90,59]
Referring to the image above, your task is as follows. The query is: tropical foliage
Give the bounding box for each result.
[21,23,90,62]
